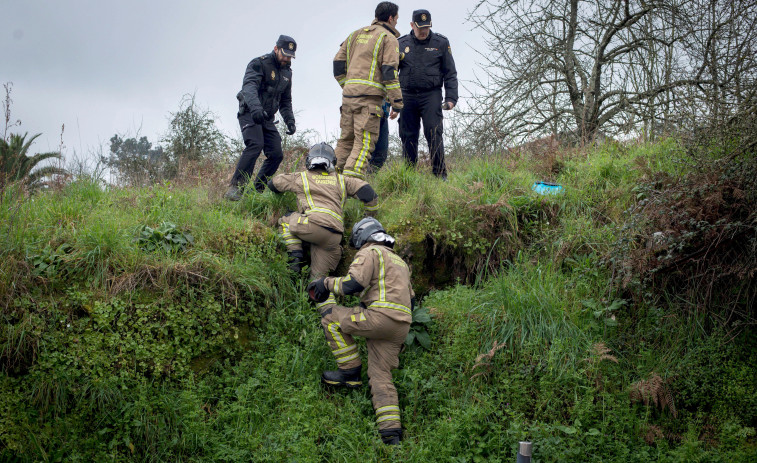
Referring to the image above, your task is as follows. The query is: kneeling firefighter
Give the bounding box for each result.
[307,218,415,445]
[268,143,379,279]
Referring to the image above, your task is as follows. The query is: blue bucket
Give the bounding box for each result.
[532,181,563,195]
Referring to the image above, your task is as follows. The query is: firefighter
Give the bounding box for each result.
[225,35,297,201]
[333,2,404,180]
[307,217,414,445]
[268,143,378,279]
[398,10,458,178]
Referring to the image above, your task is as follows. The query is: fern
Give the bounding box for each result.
[630,373,678,418]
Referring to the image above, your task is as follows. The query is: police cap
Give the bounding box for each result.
[412,9,432,28]
[276,35,297,57]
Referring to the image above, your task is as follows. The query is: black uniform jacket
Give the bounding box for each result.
[398,31,458,103]
[236,51,295,124]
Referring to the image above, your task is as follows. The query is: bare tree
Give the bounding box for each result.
[467,0,757,146]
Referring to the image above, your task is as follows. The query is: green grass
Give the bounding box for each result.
[1,141,755,462]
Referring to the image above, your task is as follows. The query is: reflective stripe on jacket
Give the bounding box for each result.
[270,169,378,232]
[333,20,404,110]
[328,244,414,323]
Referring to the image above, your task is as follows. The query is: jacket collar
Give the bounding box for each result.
[269,50,288,69]
[372,19,400,38]
[410,30,433,44]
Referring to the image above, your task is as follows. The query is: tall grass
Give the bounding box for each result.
[1,141,755,462]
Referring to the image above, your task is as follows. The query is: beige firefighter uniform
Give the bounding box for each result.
[270,169,378,278]
[333,20,404,180]
[317,244,414,431]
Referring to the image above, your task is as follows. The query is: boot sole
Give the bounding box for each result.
[321,378,363,389]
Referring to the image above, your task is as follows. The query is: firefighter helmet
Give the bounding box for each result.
[306,142,336,171]
[350,217,395,249]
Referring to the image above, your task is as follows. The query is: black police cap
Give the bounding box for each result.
[412,9,432,28]
[276,35,297,57]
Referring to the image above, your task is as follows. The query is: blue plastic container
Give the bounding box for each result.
[531,181,564,195]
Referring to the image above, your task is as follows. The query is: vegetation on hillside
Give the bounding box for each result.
[2,0,755,458]
[1,137,755,461]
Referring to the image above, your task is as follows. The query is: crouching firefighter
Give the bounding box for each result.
[307,217,415,445]
[268,143,379,279]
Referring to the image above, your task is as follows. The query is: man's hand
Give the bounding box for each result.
[307,278,329,303]
[389,109,400,120]
[286,121,296,135]
[252,109,269,124]
[442,101,455,111]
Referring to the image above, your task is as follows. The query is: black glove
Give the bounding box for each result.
[307,278,329,303]
[442,101,454,111]
[252,109,268,124]
[286,120,296,135]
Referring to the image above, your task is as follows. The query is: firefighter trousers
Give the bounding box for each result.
[318,301,410,431]
[278,214,342,279]
[336,96,384,180]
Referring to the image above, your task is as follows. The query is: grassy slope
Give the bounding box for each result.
[1,141,755,462]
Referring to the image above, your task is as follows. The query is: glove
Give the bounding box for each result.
[442,101,454,110]
[286,120,296,135]
[252,109,268,124]
[307,278,329,303]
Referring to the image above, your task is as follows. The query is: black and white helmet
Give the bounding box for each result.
[306,142,336,171]
[350,217,396,249]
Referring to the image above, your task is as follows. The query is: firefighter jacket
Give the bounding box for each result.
[269,169,378,233]
[325,244,414,324]
[236,51,295,125]
[398,31,458,103]
[333,20,404,111]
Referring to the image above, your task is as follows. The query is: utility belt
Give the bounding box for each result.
[401,87,441,96]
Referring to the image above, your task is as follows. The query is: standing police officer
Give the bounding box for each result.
[398,10,457,179]
[226,35,297,201]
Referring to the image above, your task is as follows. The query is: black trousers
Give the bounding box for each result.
[230,111,283,191]
[399,88,446,177]
[369,110,389,171]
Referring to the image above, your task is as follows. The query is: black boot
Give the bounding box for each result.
[224,184,242,201]
[287,250,304,274]
[379,428,403,445]
[321,366,362,388]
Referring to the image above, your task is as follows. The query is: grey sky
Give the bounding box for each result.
[2,0,486,158]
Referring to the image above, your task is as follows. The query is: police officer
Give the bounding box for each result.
[333,2,404,180]
[225,35,297,201]
[368,100,391,173]
[268,143,378,279]
[398,10,458,178]
[308,217,414,445]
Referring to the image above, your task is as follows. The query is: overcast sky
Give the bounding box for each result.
[2,0,488,160]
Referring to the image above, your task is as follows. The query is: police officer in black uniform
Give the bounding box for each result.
[226,35,297,201]
[398,10,457,179]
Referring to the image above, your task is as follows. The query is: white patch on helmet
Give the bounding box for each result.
[368,232,395,246]
[308,156,335,171]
